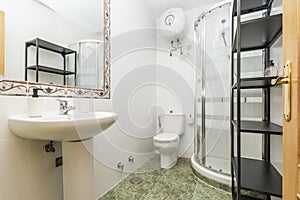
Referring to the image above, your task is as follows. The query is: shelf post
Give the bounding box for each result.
[63,54,66,85]
[35,39,39,82]
[262,47,271,162]
[25,43,28,81]
[236,0,242,199]
[230,7,235,199]
[74,52,77,86]
[262,10,271,163]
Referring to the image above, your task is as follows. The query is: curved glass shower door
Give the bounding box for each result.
[194,1,231,174]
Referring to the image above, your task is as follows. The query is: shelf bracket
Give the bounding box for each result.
[271,60,291,122]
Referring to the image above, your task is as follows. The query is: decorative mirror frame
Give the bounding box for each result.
[0,0,111,99]
[99,0,111,98]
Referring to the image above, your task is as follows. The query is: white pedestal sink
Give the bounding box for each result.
[8,111,117,141]
[8,111,117,200]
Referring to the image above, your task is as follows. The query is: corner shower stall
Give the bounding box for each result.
[192,0,264,185]
[192,1,232,184]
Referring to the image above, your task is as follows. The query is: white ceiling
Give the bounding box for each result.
[34,0,281,32]
[36,0,103,33]
[143,0,282,17]
[143,0,222,17]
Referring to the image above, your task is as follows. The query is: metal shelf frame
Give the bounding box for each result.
[25,38,77,86]
[230,0,282,199]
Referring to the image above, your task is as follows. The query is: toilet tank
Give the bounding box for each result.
[159,114,186,135]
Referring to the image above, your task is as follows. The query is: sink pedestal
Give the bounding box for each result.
[62,139,94,200]
[8,111,118,200]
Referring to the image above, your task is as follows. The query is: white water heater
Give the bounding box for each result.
[159,7,186,40]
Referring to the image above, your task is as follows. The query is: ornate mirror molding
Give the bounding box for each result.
[102,0,111,98]
[0,0,111,99]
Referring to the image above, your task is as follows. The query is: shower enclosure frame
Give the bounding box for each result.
[69,40,103,89]
[193,0,232,180]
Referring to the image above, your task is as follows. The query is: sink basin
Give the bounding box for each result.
[8,111,117,141]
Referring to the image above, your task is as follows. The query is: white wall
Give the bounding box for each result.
[0,0,100,84]
[92,0,158,198]
[0,96,63,200]
[155,4,214,158]
[92,1,213,198]
[0,0,192,199]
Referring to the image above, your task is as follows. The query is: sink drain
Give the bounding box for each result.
[130,176,143,185]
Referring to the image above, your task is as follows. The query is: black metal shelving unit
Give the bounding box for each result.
[25,38,77,85]
[231,0,283,199]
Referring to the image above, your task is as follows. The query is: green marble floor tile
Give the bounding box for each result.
[99,188,145,200]
[135,154,162,173]
[114,171,162,195]
[162,161,197,186]
[192,181,231,200]
[147,177,196,200]
[164,170,198,185]
[99,157,232,200]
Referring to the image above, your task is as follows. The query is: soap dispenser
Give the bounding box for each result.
[27,88,43,117]
[265,60,278,77]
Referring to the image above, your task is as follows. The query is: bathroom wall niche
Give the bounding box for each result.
[0,0,111,98]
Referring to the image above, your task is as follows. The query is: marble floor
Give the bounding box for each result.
[99,157,231,200]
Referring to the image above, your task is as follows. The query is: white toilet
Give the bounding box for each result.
[153,113,185,169]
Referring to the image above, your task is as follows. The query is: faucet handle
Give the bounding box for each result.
[56,99,68,107]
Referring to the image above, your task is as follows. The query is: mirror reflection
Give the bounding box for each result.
[0,0,104,90]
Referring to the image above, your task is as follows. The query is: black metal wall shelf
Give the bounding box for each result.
[233,14,282,52]
[232,120,282,135]
[232,76,278,89]
[25,38,77,85]
[232,157,282,197]
[233,0,274,16]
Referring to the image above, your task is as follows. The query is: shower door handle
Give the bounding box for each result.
[271,60,291,122]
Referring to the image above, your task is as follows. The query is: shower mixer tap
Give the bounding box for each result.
[170,40,177,56]
[169,39,183,57]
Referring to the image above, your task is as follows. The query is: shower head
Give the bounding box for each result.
[220,18,228,47]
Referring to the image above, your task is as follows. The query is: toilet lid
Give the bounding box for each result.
[153,133,179,143]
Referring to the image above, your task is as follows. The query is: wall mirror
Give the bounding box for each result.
[0,0,110,98]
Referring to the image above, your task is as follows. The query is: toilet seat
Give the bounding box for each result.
[153,133,179,143]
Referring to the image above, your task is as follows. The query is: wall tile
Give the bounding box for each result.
[0,138,30,199]
[0,96,63,200]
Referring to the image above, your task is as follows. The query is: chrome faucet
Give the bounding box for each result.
[57,99,75,115]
